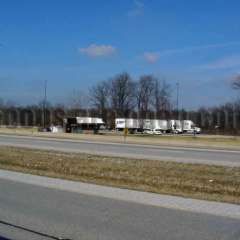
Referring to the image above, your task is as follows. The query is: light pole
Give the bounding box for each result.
[43,80,47,129]
[176,82,179,114]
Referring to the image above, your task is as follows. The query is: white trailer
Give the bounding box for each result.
[115,118,140,130]
[168,120,183,133]
[64,117,105,133]
[76,117,104,125]
[148,120,168,133]
[156,120,168,132]
[143,119,152,129]
[116,118,168,133]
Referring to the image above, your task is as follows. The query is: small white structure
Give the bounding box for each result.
[50,125,63,133]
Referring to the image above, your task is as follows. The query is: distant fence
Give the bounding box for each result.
[0,107,239,134]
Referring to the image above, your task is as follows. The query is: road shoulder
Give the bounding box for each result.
[0,169,239,220]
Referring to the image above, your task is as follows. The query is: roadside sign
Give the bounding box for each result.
[123,127,128,143]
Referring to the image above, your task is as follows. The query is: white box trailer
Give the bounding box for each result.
[151,120,168,132]
[76,117,104,125]
[115,118,168,133]
[143,120,168,132]
[168,120,183,133]
[115,118,140,130]
[116,118,150,132]
[64,117,105,133]
[143,119,152,129]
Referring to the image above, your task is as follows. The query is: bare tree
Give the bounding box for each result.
[110,72,136,117]
[69,90,91,109]
[0,98,4,108]
[68,90,83,109]
[137,75,155,118]
[232,74,240,90]
[89,80,110,120]
[5,100,17,108]
[67,90,90,117]
[154,78,171,113]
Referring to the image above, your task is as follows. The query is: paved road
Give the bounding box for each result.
[0,178,240,240]
[0,134,240,166]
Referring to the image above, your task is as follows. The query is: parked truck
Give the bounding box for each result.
[150,120,168,133]
[116,118,169,134]
[64,117,105,133]
[168,120,183,134]
[182,120,201,134]
[115,118,201,134]
[115,118,140,132]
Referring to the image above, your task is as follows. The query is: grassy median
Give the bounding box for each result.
[0,146,240,204]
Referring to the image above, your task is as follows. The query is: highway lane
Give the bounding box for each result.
[0,178,240,240]
[0,134,240,166]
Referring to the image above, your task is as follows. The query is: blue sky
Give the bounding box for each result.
[0,0,240,109]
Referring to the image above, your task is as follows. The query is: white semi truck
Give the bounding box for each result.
[168,120,201,134]
[115,119,168,133]
[168,120,183,134]
[182,120,201,134]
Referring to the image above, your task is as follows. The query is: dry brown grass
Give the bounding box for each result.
[0,146,240,204]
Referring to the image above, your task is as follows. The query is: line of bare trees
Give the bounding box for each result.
[89,72,171,123]
[0,72,240,134]
[0,72,172,129]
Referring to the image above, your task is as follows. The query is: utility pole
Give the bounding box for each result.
[176,82,179,119]
[43,80,47,129]
[176,82,179,111]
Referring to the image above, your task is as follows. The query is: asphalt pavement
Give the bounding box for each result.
[0,134,240,166]
[0,177,240,240]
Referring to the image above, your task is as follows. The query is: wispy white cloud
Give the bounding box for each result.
[231,73,240,89]
[196,55,240,70]
[158,41,240,57]
[79,44,116,58]
[127,0,144,17]
[143,52,159,64]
